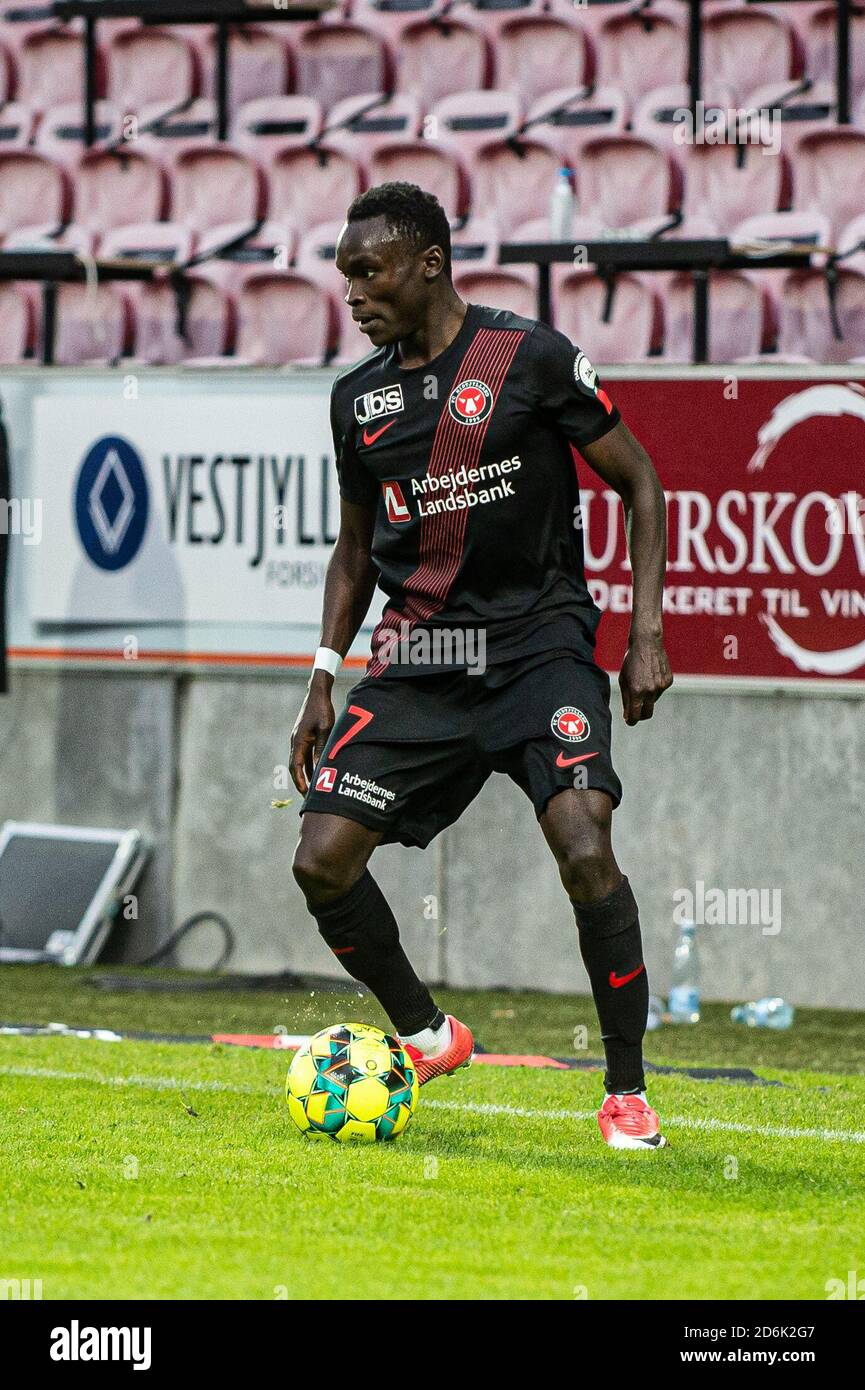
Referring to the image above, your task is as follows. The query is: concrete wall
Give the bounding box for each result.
[0,666,861,1007]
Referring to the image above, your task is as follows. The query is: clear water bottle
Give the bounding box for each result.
[548,166,575,241]
[646,995,664,1031]
[668,921,700,1023]
[731,997,794,1030]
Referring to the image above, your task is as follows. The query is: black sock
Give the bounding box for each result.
[310,869,440,1037]
[572,875,648,1095]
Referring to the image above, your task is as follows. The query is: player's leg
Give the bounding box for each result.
[540,788,665,1149]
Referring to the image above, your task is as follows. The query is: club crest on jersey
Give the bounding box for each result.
[354,384,405,425]
[448,379,493,426]
[383,480,411,524]
[551,706,591,743]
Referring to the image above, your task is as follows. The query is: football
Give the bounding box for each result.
[285,1022,418,1142]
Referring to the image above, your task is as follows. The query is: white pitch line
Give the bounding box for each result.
[2,1063,864,1146]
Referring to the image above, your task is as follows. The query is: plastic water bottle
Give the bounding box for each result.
[646,995,664,1031]
[548,166,575,241]
[731,997,794,1030]
[668,921,700,1023]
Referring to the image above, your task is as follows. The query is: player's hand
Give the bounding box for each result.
[618,632,673,725]
[290,675,335,795]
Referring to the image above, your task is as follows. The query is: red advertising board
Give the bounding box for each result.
[587,378,865,686]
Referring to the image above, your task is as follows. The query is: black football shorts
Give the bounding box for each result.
[300,650,622,849]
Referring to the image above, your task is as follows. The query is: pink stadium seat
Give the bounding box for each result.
[97,221,200,364]
[395,14,490,107]
[731,209,832,257]
[0,36,14,101]
[778,267,865,364]
[451,216,503,273]
[511,213,607,301]
[352,0,446,46]
[293,22,388,112]
[136,99,220,167]
[36,102,123,167]
[632,82,737,153]
[526,88,628,168]
[663,271,766,362]
[466,0,548,43]
[795,130,865,240]
[428,89,523,163]
[806,5,865,106]
[742,80,836,151]
[107,27,197,110]
[682,143,789,235]
[453,268,537,318]
[556,270,660,362]
[170,143,265,234]
[545,0,633,42]
[194,220,298,298]
[494,14,592,105]
[198,25,289,119]
[269,144,363,236]
[471,133,564,236]
[19,25,92,112]
[51,280,130,366]
[296,220,369,366]
[0,150,67,235]
[702,8,797,106]
[0,102,37,150]
[578,134,679,232]
[233,96,323,161]
[0,283,31,361]
[73,146,166,233]
[108,26,198,111]
[369,140,468,222]
[597,5,687,105]
[234,272,335,365]
[325,93,422,166]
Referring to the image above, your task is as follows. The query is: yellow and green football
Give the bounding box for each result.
[285,1022,418,1143]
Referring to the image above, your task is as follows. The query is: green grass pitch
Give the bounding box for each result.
[2,967,863,1301]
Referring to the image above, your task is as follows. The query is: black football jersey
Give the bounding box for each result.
[330,302,620,677]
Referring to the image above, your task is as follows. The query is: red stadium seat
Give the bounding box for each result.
[369,139,468,222]
[556,270,660,362]
[578,134,679,233]
[0,150,67,235]
[494,14,592,106]
[107,27,197,110]
[526,87,628,168]
[794,129,865,241]
[702,8,797,106]
[293,22,388,113]
[596,5,687,105]
[269,143,363,236]
[394,15,490,107]
[662,271,766,362]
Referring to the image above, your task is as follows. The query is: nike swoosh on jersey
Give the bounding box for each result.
[555,751,599,767]
[362,420,397,446]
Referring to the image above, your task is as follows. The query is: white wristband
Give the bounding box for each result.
[313,646,342,677]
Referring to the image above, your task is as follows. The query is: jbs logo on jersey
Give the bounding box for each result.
[551,706,591,743]
[354,384,405,425]
[448,379,493,425]
[383,481,411,524]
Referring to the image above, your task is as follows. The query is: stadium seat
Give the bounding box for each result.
[234,272,335,365]
[702,8,797,106]
[525,87,628,167]
[269,144,363,236]
[369,140,468,222]
[663,271,766,362]
[35,102,123,167]
[0,283,32,362]
[324,93,422,165]
[467,0,548,43]
[596,5,687,105]
[292,22,388,112]
[136,99,221,167]
[394,14,490,107]
[428,89,523,164]
[296,220,367,366]
[198,25,289,118]
[742,80,837,152]
[578,134,679,232]
[0,102,38,150]
[194,219,298,298]
[806,5,865,107]
[778,266,865,364]
[511,213,608,303]
[73,146,166,233]
[494,14,592,105]
[19,25,91,112]
[170,143,265,234]
[352,0,446,47]
[471,132,565,236]
[233,96,323,163]
[632,82,737,153]
[556,270,660,362]
[0,150,67,236]
[51,279,130,366]
[96,221,211,365]
[107,26,197,110]
[682,142,789,235]
[453,267,537,318]
[794,130,865,240]
[0,35,14,102]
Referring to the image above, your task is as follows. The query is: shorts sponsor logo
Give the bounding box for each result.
[315,766,337,792]
[337,770,395,812]
[551,705,591,743]
[383,480,411,523]
[448,379,493,426]
[354,384,405,425]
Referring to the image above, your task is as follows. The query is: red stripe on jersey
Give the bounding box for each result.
[368,325,525,676]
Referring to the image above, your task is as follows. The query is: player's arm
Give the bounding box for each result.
[581,421,673,726]
[290,497,378,795]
